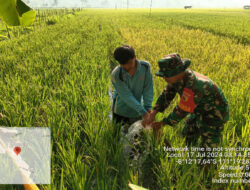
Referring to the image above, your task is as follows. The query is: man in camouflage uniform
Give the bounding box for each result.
[145,53,229,149]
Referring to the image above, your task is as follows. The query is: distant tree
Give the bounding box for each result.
[53,0,58,6]
[42,3,48,7]
[81,0,88,8]
[101,0,109,7]
[149,0,153,16]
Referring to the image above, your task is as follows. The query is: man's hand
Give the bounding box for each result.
[141,111,151,127]
[151,121,165,131]
[142,109,157,127]
[151,121,165,140]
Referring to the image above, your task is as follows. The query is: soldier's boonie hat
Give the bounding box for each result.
[155,53,191,77]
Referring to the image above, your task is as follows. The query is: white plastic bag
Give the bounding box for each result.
[122,120,152,164]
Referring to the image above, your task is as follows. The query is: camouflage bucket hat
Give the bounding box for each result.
[155,53,191,77]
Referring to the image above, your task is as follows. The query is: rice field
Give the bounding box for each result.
[0,8,249,190]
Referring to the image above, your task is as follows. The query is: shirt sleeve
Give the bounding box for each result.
[142,64,154,111]
[163,87,196,126]
[163,106,189,126]
[153,84,177,112]
[111,71,147,116]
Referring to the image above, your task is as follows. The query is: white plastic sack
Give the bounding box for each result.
[122,120,152,164]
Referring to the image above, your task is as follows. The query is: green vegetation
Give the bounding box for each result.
[0,8,80,40]
[0,9,249,190]
[151,9,250,44]
[0,0,36,26]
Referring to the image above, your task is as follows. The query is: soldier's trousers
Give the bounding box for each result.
[182,114,224,148]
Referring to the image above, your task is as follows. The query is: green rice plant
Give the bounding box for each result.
[0,9,249,190]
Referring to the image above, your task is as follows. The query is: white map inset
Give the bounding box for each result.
[0,127,51,184]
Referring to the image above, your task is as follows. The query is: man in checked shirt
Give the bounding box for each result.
[144,53,229,149]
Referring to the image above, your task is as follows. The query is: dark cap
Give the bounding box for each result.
[155,53,191,77]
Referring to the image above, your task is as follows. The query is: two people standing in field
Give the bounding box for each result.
[111,45,229,149]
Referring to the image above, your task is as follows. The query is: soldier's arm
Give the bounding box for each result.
[153,84,177,113]
[111,71,147,116]
[142,63,154,111]
[163,88,196,126]
[163,107,189,126]
[144,86,177,126]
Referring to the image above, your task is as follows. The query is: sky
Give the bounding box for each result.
[24,0,250,8]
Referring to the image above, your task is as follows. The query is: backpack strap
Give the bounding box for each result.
[141,61,149,72]
[119,67,124,81]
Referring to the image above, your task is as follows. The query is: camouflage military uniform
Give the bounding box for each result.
[154,54,229,148]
